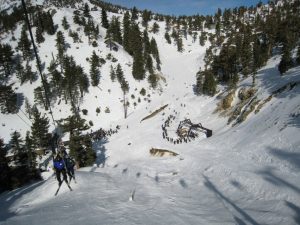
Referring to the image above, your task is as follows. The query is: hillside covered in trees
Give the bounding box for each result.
[0,1,300,224]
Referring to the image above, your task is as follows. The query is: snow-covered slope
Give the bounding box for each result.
[1,0,300,224]
[1,52,300,224]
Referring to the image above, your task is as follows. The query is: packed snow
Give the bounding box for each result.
[1,1,300,225]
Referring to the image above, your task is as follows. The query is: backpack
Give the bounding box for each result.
[65,157,75,169]
[53,159,65,170]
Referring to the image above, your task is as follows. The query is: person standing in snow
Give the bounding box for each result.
[57,142,68,158]
[53,153,72,190]
[65,155,76,183]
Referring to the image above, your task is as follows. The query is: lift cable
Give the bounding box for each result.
[21,0,56,125]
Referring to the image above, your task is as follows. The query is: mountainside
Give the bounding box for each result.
[0,0,300,224]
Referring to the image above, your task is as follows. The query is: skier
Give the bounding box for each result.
[57,142,68,158]
[65,155,76,183]
[53,153,72,195]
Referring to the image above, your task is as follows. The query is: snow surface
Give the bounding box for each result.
[1,1,300,224]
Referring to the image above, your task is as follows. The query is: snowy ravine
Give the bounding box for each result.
[1,52,300,224]
[1,1,300,224]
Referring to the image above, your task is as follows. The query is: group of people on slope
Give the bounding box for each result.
[53,143,76,188]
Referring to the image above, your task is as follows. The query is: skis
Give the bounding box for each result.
[69,175,77,184]
[54,182,72,196]
[54,182,62,196]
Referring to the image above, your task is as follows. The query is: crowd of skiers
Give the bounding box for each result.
[162,115,199,145]
[89,126,120,141]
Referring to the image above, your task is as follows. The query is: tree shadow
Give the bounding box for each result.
[286,105,300,129]
[234,216,247,225]
[257,65,300,99]
[155,175,159,183]
[179,178,188,188]
[0,180,45,222]
[122,168,128,174]
[268,147,300,170]
[93,138,109,168]
[257,166,300,195]
[285,201,300,225]
[230,180,243,190]
[203,175,260,225]
[16,93,24,109]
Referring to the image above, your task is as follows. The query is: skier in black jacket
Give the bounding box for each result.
[53,153,72,191]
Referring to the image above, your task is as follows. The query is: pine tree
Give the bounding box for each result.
[131,7,138,21]
[148,73,158,89]
[143,29,151,58]
[123,11,132,54]
[142,10,151,27]
[152,22,159,33]
[48,60,63,96]
[131,24,145,80]
[101,8,109,29]
[278,43,293,75]
[69,133,95,168]
[17,24,32,60]
[0,85,18,114]
[177,37,183,52]
[77,66,89,98]
[0,138,11,191]
[90,51,100,86]
[31,108,50,149]
[25,131,36,170]
[116,63,124,84]
[44,12,55,35]
[199,32,207,46]
[25,98,33,119]
[56,31,67,68]
[0,43,14,79]
[83,3,90,18]
[108,65,116,82]
[195,71,203,95]
[35,22,45,44]
[62,16,70,30]
[150,38,161,70]
[23,62,36,84]
[107,17,122,45]
[84,18,95,43]
[62,114,95,168]
[10,131,26,167]
[240,25,253,76]
[202,70,216,96]
[60,114,89,137]
[164,32,171,44]
[146,55,154,74]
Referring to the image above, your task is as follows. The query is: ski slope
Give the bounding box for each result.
[1,53,300,224]
[1,1,300,224]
